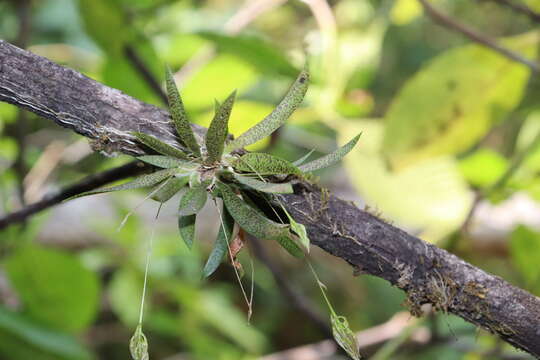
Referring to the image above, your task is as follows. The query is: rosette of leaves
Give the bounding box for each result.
[75,67,361,277]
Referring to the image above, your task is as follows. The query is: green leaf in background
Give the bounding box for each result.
[0,306,93,360]
[226,69,309,152]
[390,0,423,26]
[299,133,361,172]
[133,132,190,159]
[179,214,197,249]
[205,90,236,163]
[4,245,100,333]
[72,168,177,199]
[151,176,189,203]
[232,153,301,175]
[108,268,143,326]
[203,207,235,277]
[341,121,472,241]
[166,67,202,156]
[510,225,540,289]
[197,31,298,77]
[382,33,538,168]
[178,184,208,216]
[233,173,293,194]
[458,148,508,188]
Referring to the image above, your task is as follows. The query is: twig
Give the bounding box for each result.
[249,235,332,337]
[487,0,540,23]
[0,161,149,230]
[123,44,168,105]
[418,0,539,73]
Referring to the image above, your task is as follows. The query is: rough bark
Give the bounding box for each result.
[1,39,540,357]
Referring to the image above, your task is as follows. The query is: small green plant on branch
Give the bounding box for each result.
[72,67,361,359]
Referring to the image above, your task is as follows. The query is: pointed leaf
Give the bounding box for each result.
[300,133,361,172]
[217,182,289,240]
[206,90,236,163]
[232,153,301,175]
[166,67,201,156]
[132,131,189,160]
[178,184,208,216]
[129,324,149,360]
[151,176,189,203]
[233,173,293,194]
[178,214,196,249]
[226,69,309,151]
[275,233,305,258]
[138,155,196,169]
[71,168,177,199]
[292,149,315,166]
[203,207,234,277]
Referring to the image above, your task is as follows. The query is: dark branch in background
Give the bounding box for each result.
[418,0,540,73]
[123,45,168,105]
[249,236,332,338]
[1,41,540,358]
[486,0,540,23]
[0,161,149,229]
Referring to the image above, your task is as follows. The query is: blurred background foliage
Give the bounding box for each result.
[1,0,540,359]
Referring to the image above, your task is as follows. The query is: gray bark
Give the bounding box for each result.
[1,39,539,357]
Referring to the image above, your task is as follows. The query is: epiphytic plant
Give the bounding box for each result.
[74,67,361,359]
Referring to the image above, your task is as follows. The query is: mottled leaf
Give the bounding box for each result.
[178,214,196,249]
[300,133,361,172]
[226,70,309,151]
[151,176,189,203]
[275,233,305,258]
[203,207,234,277]
[165,67,201,156]
[178,184,208,216]
[206,90,236,164]
[233,173,293,194]
[217,182,289,240]
[292,149,315,166]
[138,155,196,169]
[129,324,149,360]
[232,153,301,175]
[132,131,189,160]
[71,168,177,199]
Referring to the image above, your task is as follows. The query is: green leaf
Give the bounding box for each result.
[4,245,100,332]
[292,149,315,166]
[232,153,301,175]
[165,67,201,156]
[137,155,196,169]
[233,173,293,194]
[197,31,298,77]
[510,225,540,286]
[151,176,189,203]
[203,207,235,277]
[132,131,189,159]
[275,233,305,258]
[282,206,310,251]
[72,168,177,199]
[331,315,361,360]
[205,90,236,164]
[178,184,208,216]
[299,133,361,172]
[178,214,196,249]
[0,306,93,360]
[129,324,149,360]
[382,33,537,168]
[226,69,309,151]
[217,182,289,241]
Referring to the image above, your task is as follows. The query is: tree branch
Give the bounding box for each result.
[1,40,540,357]
[419,0,540,73]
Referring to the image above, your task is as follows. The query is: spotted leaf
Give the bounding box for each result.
[205,90,236,164]
[300,133,361,172]
[232,153,301,175]
[132,132,189,160]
